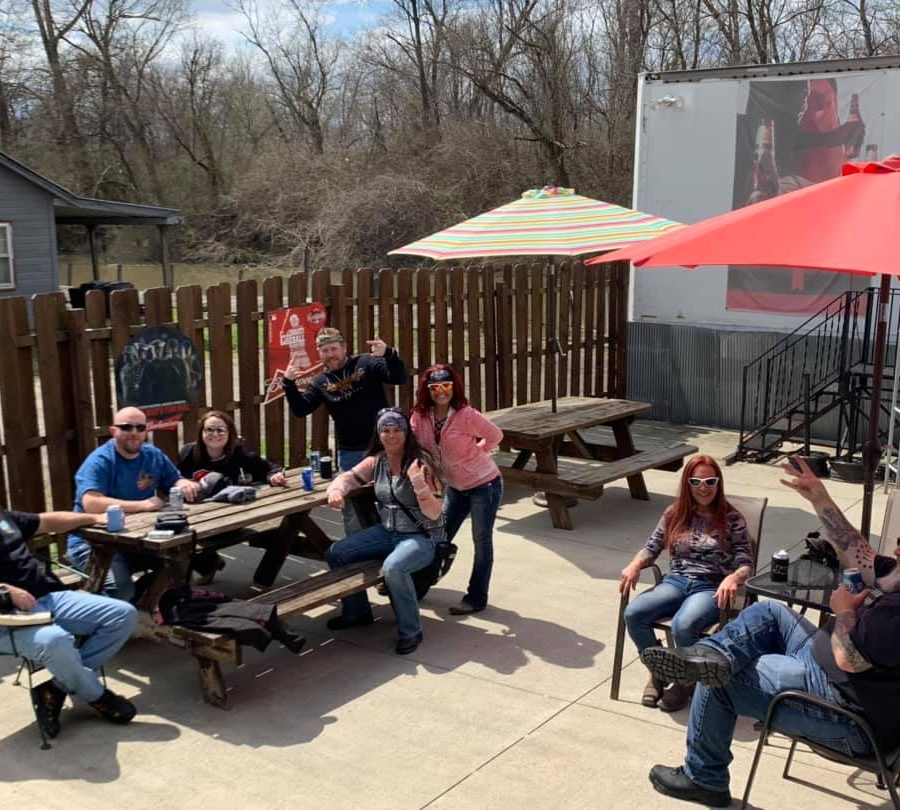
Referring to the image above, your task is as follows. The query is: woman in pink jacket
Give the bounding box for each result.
[411,365,504,614]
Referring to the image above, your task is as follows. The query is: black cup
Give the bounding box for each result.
[771,553,789,583]
[319,456,333,480]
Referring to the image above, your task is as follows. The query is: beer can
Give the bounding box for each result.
[169,487,184,510]
[319,456,333,480]
[771,549,789,582]
[310,451,320,474]
[106,504,124,533]
[301,467,315,491]
[842,568,865,594]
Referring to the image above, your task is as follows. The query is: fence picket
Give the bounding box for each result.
[262,276,286,467]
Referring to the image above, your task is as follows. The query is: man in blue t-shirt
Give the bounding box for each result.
[66,407,199,602]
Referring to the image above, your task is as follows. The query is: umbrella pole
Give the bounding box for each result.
[861,273,891,538]
[547,263,559,413]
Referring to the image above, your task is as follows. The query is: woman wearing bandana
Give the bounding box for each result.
[325,408,442,654]
[410,365,504,615]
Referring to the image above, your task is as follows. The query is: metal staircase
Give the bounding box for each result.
[731,287,900,464]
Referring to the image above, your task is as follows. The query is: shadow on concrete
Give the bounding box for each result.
[0,704,180,783]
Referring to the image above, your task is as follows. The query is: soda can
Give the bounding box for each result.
[842,568,865,594]
[310,451,320,474]
[169,487,184,510]
[319,456,333,480]
[301,466,315,491]
[106,504,124,533]
[771,549,789,582]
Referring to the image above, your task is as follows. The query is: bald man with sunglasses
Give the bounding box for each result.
[64,407,199,602]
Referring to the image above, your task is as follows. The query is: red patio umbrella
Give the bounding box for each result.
[587,155,900,536]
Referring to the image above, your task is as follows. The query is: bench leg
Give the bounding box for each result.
[611,421,650,500]
[534,445,574,530]
[197,656,229,709]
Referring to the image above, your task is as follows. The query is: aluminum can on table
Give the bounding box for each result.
[301,467,315,491]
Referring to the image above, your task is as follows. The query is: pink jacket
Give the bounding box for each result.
[410,405,504,491]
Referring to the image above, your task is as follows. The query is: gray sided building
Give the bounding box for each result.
[0,150,180,300]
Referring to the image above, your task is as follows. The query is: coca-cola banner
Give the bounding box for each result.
[727,75,885,314]
[264,303,327,404]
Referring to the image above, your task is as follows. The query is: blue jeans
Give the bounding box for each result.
[684,601,873,793]
[338,448,367,537]
[326,524,435,641]
[66,542,159,603]
[443,475,503,609]
[0,591,137,702]
[624,573,721,652]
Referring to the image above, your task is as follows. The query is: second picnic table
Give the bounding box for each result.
[78,469,381,706]
[487,396,697,529]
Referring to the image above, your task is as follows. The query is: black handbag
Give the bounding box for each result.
[387,474,457,600]
[155,512,189,533]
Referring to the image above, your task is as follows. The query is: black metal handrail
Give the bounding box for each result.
[738,289,875,455]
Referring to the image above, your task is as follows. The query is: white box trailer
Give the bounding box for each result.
[628,55,900,428]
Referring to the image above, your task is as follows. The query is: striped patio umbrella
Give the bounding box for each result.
[388,186,683,260]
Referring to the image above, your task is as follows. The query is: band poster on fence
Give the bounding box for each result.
[114,326,204,430]
[264,303,327,404]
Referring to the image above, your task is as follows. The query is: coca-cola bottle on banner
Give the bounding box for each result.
[750,120,779,202]
[844,93,864,159]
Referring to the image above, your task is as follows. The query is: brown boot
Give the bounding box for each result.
[659,682,695,713]
[641,672,667,707]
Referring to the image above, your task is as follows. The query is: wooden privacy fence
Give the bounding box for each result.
[0,262,629,515]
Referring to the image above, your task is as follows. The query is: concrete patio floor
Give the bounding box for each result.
[1,421,895,809]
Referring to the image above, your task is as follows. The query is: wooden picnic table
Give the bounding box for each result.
[77,468,381,706]
[487,397,697,530]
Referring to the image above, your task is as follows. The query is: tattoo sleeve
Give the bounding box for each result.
[818,504,878,586]
[831,610,873,673]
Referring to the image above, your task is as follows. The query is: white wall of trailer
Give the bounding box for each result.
[630,61,900,333]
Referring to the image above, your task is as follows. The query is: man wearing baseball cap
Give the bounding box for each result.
[282,328,408,534]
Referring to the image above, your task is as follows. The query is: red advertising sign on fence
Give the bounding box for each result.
[264,303,327,404]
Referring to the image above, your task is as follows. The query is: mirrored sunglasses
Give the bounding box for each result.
[115,423,147,433]
[428,381,453,394]
[688,476,719,488]
[203,426,229,435]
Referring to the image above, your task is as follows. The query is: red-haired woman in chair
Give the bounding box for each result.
[619,455,753,711]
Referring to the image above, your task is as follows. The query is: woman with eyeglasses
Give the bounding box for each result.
[177,411,287,583]
[325,408,443,655]
[410,364,504,615]
[619,454,753,712]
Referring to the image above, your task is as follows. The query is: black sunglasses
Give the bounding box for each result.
[115,423,147,433]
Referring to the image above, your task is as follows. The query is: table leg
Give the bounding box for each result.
[611,420,649,500]
[135,553,191,612]
[85,546,116,593]
[535,444,573,530]
[512,449,533,469]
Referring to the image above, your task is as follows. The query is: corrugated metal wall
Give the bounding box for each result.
[627,322,850,441]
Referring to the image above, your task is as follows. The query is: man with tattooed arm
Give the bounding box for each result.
[640,457,900,807]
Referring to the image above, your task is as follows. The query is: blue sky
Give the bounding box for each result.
[189,0,392,46]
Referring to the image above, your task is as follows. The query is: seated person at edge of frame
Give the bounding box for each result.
[619,454,753,712]
[639,457,900,807]
[324,408,443,656]
[65,407,200,603]
[177,410,287,585]
[1,508,139,738]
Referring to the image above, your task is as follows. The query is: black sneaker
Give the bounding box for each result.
[641,644,732,688]
[89,689,137,725]
[395,632,423,655]
[326,611,375,631]
[649,765,731,807]
[31,681,66,739]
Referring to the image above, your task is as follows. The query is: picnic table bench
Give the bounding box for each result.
[487,397,697,529]
[144,560,384,707]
